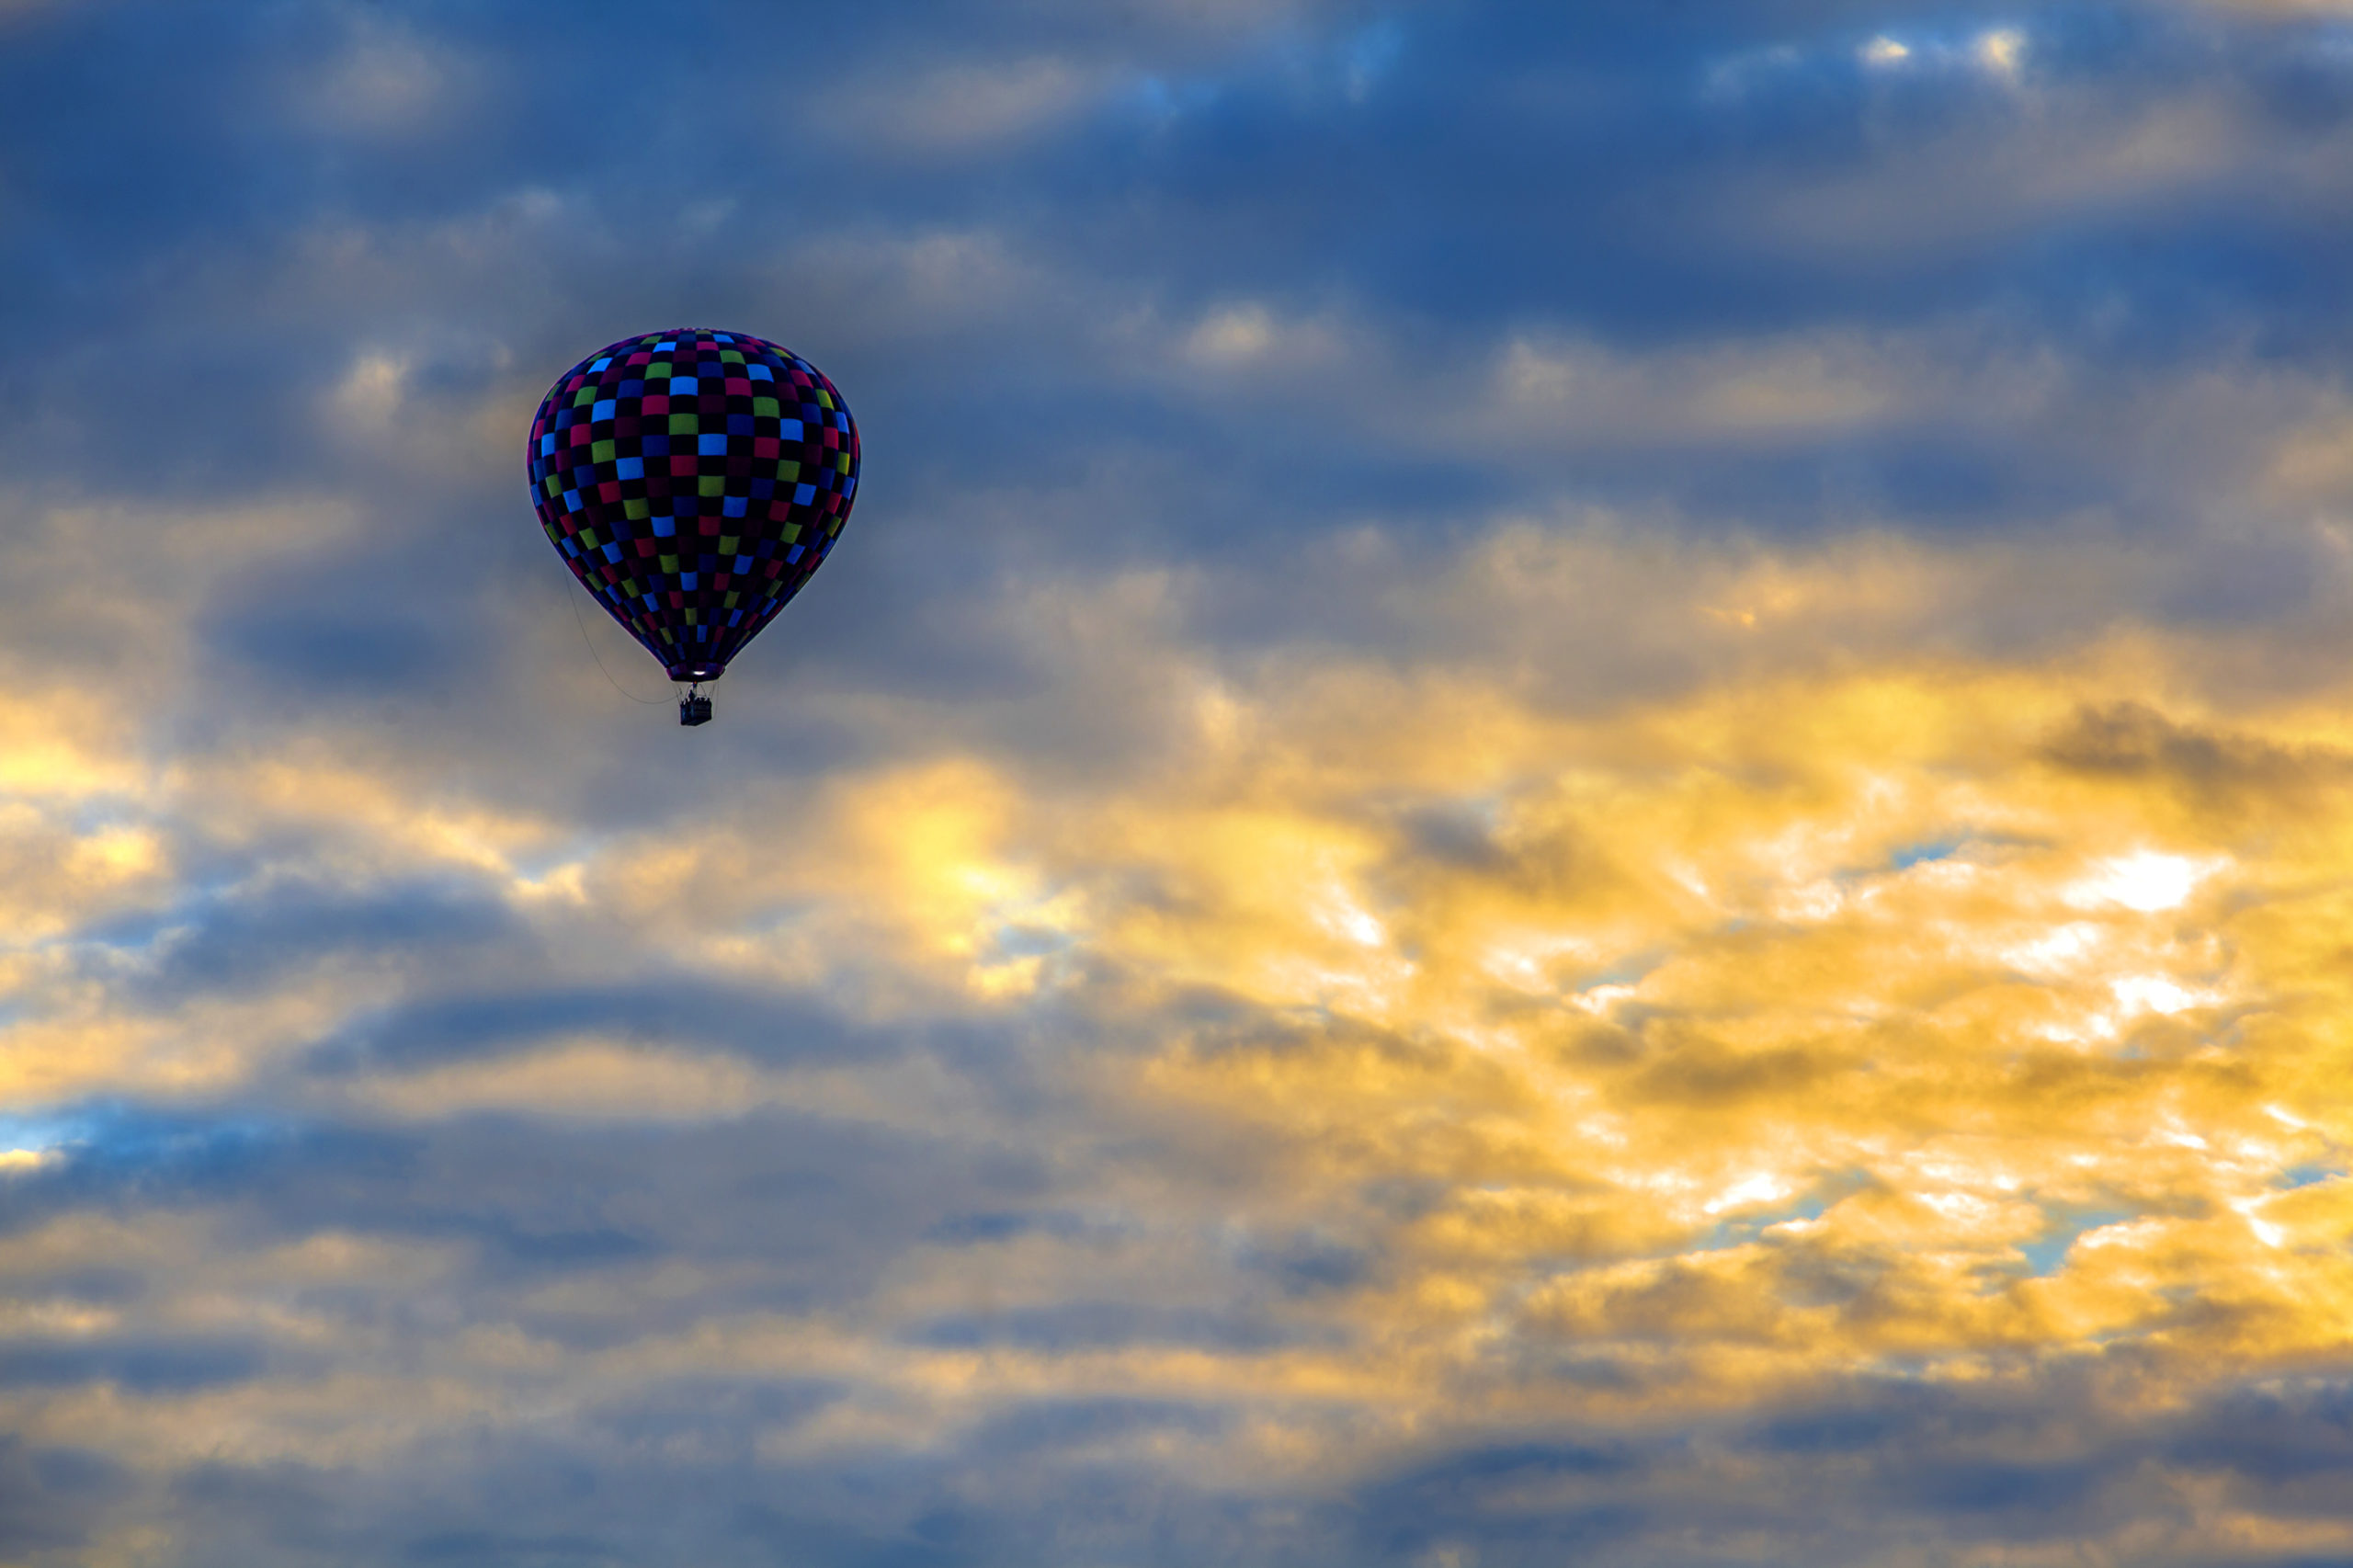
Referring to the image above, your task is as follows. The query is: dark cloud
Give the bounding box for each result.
[0,1336,274,1393]
[304,979,958,1073]
[0,1439,127,1559]
[6,0,2350,545]
[2041,699,2353,817]
[111,877,521,1005]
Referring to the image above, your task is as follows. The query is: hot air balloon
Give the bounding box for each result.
[527,329,859,726]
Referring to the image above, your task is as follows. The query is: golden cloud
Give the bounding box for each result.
[9,523,2353,1551]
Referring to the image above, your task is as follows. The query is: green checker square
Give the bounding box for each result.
[781,524,801,542]
[669,414,699,436]
[573,388,596,406]
[543,475,560,495]
[649,361,672,377]
[577,528,599,548]
[766,579,784,597]
[718,535,739,553]
[815,391,835,410]
[659,554,679,573]
[752,397,779,416]
[723,591,740,608]
[620,578,639,597]
[721,350,745,363]
[591,439,616,462]
[685,609,699,625]
[835,453,851,473]
[660,628,675,643]
[623,498,650,520]
[698,476,724,496]
[776,460,801,482]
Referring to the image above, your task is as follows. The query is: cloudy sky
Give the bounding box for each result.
[9,1,2353,1563]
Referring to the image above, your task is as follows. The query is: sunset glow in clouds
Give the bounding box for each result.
[10,1,2353,1563]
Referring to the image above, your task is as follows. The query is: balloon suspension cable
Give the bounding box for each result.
[559,573,666,705]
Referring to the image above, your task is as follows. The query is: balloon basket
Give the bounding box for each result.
[679,688,713,727]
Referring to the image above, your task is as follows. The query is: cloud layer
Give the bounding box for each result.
[8,2,2353,1564]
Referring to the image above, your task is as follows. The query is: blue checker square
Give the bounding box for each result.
[779,419,804,440]
[698,434,728,456]
[593,400,616,420]
[794,483,816,505]
[722,497,747,517]
[748,364,773,381]
[616,457,643,480]
[671,377,699,394]
[727,415,754,436]
[653,517,676,538]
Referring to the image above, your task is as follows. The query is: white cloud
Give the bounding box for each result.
[827,58,1113,153]
[1978,28,2028,78]
[293,11,470,138]
[331,351,410,435]
[2068,850,2222,913]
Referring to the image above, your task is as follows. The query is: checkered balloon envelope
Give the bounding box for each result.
[527,329,859,700]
